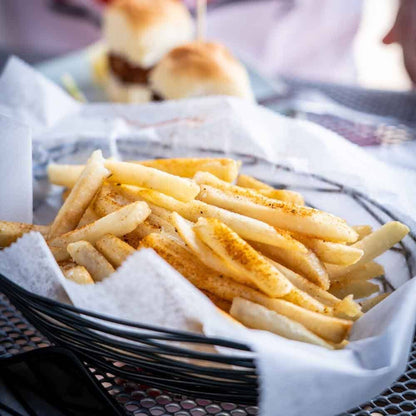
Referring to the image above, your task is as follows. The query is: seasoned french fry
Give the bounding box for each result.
[124,214,176,245]
[48,151,110,239]
[139,232,277,305]
[198,184,358,243]
[332,262,384,283]
[257,189,305,205]
[123,220,159,246]
[194,218,293,297]
[0,221,49,247]
[139,158,241,182]
[59,261,94,284]
[77,205,100,228]
[293,234,363,266]
[123,186,308,252]
[49,202,150,261]
[327,222,410,279]
[269,259,362,319]
[360,293,389,313]
[96,234,135,268]
[230,298,333,349]
[93,183,133,217]
[251,240,329,290]
[352,225,373,241]
[170,212,246,283]
[105,160,199,202]
[329,280,379,300]
[67,240,115,281]
[232,173,306,204]
[236,174,273,190]
[201,290,232,312]
[268,259,339,307]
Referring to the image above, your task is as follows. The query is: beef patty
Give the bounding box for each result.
[109,54,153,85]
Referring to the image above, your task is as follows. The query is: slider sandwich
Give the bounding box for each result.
[150,41,255,101]
[103,0,194,103]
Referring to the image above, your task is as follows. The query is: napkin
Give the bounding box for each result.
[0,114,32,223]
[0,56,416,416]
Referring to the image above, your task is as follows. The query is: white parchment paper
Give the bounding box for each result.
[0,114,32,222]
[0,57,416,416]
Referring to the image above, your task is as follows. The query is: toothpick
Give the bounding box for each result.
[196,0,207,41]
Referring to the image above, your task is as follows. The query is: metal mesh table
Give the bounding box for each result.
[1,78,416,415]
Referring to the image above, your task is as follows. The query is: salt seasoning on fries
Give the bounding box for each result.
[197,184,359,243]
[1,151,410,350]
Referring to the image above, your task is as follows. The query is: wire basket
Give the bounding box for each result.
[3,142,416,413]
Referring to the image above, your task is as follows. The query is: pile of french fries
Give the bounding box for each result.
[0,150,410,349]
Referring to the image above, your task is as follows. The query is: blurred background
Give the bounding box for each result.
[0,0,413,91]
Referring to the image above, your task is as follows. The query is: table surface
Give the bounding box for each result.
[1,49,416,416]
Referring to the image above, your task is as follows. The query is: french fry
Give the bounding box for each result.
[352,225,373,241]
[236,174,273,190]
[256,296,352,343]
[200,290,232,312]
[194,218,293,297]
[251,240,329,290]
[95,234,135,268]
[67,240,115,281]
[139,158,241,182]
[59,261,94,284]
[105,160,200,202]
[62,188,71,202]
[48,150,110,239]
[282,287,329,314]
[235,174,306,204]
[49,202,150,261]
[293,234,364,266]
[230,298,333,349]
[360,293,389,313]
[123,186,309,252]
[269,259,362,319]
[170,212,246,283]
[0,221,49,247]
[333,295,363,320]
[48,164,84,188]
[93,183,133,217]
[268,259,339,307]
[48,158,241,187]
[329,280,379,300]
[332,262,384,283]
[77,205,100,228]
[198,185,358,243]
[327,222,410,279]
[123,220,160,247]
[257,189,305,205]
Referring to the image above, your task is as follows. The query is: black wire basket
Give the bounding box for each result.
[2,141,416,414]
